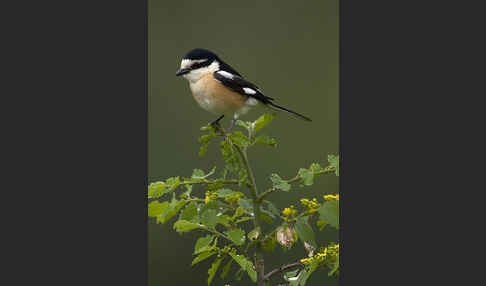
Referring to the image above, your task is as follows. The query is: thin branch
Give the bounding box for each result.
[264,262,304,281]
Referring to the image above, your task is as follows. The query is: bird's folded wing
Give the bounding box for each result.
[213,70,274,104]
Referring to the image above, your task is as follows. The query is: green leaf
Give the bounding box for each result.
[329,255,339,276]
[200,209,218,229]
[148,182,166,199]
[316,219,327,231]
[266,201,280,217]
[253,135,277,147]
[215,188,235,197]
[192,167,217,179]
[252,113,275,133]
[232,207,244,220]
[248,227,261,241]
[319,200,339,229]
[220,259,233,279]
[238,198,253,212]
[192,250,216,266]
[179,202,198,222]
[164,177,181,195]
[309,162,324,173]
[270,173,291,191]
[235,216,252,224]
[207,257,223,285]
[159,194,187,223]
[236,120,251,130]
[294,216,317,249]
[225,228,246,246]
[228,251,257,282]
[229,131,250,148]
[298,168,314,186]
[263,235,277,252]
[328,155,339,176]
[148,201,168,218]
[216,215,232,228]
[194,235,215,254]
[173,220,201,233]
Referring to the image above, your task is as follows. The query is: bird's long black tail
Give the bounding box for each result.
[266,102,312,122]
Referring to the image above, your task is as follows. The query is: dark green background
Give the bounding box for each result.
[148,1,338,285]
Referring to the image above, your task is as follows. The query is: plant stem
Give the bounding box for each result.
[263,262,304,281]
[233,143,265,286]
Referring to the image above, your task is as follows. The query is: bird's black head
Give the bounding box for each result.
[176,48,242,78]
[184,48,219,61]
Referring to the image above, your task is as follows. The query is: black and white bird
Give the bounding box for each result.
[175,48,311,130]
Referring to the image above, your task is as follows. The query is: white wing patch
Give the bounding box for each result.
[243,87,257,95]
[216,70,234,79]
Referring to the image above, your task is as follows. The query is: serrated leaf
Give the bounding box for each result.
[148,182,166,198]
[270,174,291,191]
[252,113,275,133]
[192,167,217,179]
[194,235,215,254]
[220,259,233,279]
[192,250,216,266]
[192,169,205,178]
[173,220,201,233]
[148,201,168,218]
[229,131,250,148]
[295,216,317,249]
[228,251,257,282]
[309,162,324,173]
[159,194,187,223]
[200,209,218,229]
[164,177,181,195]
[179,202,198,222]
[208,257,223,285]
[298,168,314,186]
[253,135,277,147]
[236,120,251,130]
[319,200,339,229]
[225,228,246,246]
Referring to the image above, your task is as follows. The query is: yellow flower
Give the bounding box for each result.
[324,194,339,201]
[282,205,297,217]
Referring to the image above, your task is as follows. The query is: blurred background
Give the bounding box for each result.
[148,0,338,285]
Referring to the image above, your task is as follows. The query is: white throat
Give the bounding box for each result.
[183,60,220,83]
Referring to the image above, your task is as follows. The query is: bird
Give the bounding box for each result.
[175,48,311,131]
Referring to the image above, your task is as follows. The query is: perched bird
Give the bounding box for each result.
[176,48,311,131]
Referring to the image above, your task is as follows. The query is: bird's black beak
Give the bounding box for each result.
[176,68,190,76]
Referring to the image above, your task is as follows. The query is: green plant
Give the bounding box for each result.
[148,114,339,286]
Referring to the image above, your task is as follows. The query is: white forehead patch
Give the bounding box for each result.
[216,70,234,79]
[180,58,208,69]
[243,87,257,95]
[183,60,220,83]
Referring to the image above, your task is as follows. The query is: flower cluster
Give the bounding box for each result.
[204,191,218,204]
[300,198,320,214]
[323,194,339,201]
[300,243,339,266]
[282,205,297,221]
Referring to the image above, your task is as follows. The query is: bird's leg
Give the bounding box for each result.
[210,114,225,135]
